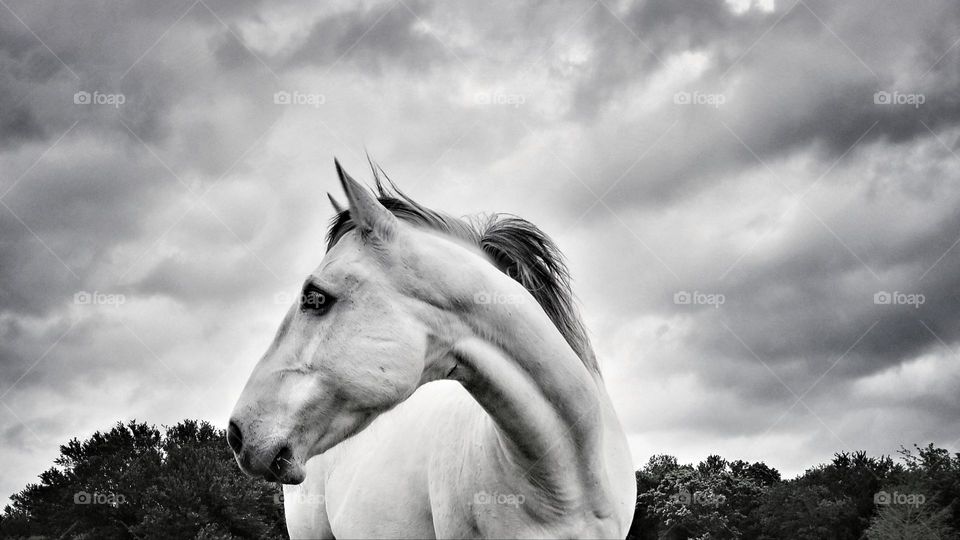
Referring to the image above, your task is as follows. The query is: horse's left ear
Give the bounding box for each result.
[335,158,397,242]
[327,193,345,214]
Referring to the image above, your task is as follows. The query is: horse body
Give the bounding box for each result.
[285,380,634,538]
[230,161,636,539]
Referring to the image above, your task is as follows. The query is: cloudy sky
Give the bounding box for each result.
[3,0,960,500]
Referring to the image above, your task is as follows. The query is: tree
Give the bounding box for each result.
[0,420,285,539]
[758,451,899,540]
[634,455,778,539]
[759,482,854,539]
[892,444,960,532]
[864,482,954,539]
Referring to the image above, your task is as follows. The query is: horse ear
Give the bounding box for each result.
[327,193,345,214]
[335,158,397,241]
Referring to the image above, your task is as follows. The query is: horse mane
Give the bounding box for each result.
[326,163,600,375]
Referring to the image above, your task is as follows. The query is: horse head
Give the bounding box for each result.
[228,160,461,483]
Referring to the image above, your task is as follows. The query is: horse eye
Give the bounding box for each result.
[300,285,335,315]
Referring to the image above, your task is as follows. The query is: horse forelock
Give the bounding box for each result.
[325,165,599,375]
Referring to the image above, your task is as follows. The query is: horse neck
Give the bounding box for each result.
[429,251,609,508]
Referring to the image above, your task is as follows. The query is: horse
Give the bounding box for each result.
[228,159,636,538]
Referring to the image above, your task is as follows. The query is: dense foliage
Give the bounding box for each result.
[2,419,958,539]
[628,446,959,539]
[0,420,285,539]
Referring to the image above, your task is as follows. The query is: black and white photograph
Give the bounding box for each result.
[1,0,959,538]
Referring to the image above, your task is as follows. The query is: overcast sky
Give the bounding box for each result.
[2,0,960,501]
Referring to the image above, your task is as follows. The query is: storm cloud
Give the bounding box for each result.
[2,0,960,500]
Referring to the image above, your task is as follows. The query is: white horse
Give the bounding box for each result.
[229,160,636,538]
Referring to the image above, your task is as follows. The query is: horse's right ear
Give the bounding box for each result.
[335,158,397,242]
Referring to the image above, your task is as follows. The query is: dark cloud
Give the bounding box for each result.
[3,0,960,503]
[0,15,67,148]
[279,1,451,74]
[553,0,960,215]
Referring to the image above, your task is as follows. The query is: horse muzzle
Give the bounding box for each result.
[227,420,306,484]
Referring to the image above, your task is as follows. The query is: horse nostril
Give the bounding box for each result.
[271,446,293,474]
[227,421,243,455]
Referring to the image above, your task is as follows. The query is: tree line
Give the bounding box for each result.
[627,447,957,539]
[1,420,957,538]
